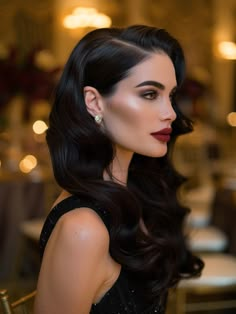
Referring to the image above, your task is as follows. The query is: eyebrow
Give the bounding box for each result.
[135,80,165,90]
[135,80,177,92]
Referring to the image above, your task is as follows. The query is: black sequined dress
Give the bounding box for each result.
[39,195,166,314]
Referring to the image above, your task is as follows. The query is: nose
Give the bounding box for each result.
[160,98,177,122]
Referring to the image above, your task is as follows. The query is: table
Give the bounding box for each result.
[0,172,59,280]
[211,178,236,255]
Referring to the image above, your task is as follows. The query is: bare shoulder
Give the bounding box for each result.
[49,189,110,252]
[54,205,110,252]
[44,190,111,264]
[34,193,110,314]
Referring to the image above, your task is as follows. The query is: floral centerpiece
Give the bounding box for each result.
[0,43,61,128]
[0,44,61,172]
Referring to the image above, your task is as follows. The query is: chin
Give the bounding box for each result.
[143,148,168,158]
[153,152,167,158]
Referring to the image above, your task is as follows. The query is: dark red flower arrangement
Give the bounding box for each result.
[0,44,61,125]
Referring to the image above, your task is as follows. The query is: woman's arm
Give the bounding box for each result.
[34,207,110,314]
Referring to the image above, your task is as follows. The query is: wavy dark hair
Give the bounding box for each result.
[47,25,203,301]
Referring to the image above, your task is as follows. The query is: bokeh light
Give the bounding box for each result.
[32,120,48,134]
[227,112,236,127]
[19,155,38,173]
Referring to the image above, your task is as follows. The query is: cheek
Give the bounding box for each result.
[104,97,145,130]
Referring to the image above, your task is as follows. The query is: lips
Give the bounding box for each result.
[151,128,172,142]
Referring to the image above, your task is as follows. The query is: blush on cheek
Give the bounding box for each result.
[108,98,144,127]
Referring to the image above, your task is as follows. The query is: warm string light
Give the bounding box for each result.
[32,120,48,134]
[19,155,37,173]
[17,120,47,174]
[227,112,236,127]
[217,41,236,60]
[63,7,111,29]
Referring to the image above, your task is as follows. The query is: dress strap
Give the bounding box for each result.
[39,195,110,256]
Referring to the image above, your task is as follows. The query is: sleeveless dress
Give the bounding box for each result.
[39,195,166,314]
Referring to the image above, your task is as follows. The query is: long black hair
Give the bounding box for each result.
[47,25,203,300]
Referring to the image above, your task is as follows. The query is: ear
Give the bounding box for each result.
[84,86,104,117]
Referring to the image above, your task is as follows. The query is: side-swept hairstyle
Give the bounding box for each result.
[47,25,203,301]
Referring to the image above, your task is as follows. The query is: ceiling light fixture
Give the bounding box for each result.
[63,7,111,29]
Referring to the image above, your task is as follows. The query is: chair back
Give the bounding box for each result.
[0,289,36,314]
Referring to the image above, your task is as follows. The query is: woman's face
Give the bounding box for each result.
[102,52,177,158]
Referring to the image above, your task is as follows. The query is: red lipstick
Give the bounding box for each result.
[151,128,172,142]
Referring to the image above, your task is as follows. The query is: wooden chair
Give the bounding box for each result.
[0,289,36,314]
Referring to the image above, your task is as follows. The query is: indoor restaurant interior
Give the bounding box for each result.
[0,0,236,313]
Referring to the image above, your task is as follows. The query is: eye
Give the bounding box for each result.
[142,90,158,100]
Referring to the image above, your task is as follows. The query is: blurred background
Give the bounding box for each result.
[0,0,236,313]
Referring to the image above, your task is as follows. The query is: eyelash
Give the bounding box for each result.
[142,90,176,102]
[142,91,158,100]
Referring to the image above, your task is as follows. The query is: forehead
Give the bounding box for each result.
[121,52,177,88]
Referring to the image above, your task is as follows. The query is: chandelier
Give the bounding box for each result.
[63,7,112,29]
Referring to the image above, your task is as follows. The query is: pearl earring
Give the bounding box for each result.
[94,114,102,124]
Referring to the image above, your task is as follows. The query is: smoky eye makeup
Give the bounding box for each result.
[141,90,159,100]
[135,81,177,101]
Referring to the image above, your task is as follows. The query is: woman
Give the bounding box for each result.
[34,25,203,314]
